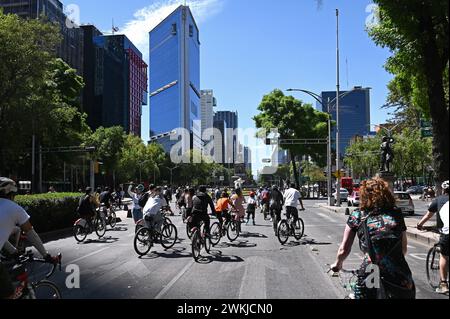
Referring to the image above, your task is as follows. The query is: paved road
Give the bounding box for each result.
[31,200,446,299]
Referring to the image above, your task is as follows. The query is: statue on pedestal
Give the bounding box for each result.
[380,136,395,173]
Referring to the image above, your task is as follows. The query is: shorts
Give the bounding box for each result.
[0,262,14,299]
[439,234,449,257]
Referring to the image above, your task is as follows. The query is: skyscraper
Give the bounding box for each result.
[213,120,227,164]
[214,111,238,164]
[0,0,84,76]
[200,89,216,138]
[149,5,201,154]
[82,26,148,136]
[320,87,371,157]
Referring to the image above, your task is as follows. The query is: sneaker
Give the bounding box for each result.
[436,282,449,294]
[253,222,256,226]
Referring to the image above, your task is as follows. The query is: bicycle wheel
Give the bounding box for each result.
[186,223,194,240]
[134,228,152,256]
[191,230,202,262]
[277,220,290,245]
[109,211,117,228]
[164,217,173,226]
[293,218,305,240]
[73,225,87,243]
[94,217,106,238]
[209,222,222,246]
[227,220,240,242]
[33,280,61,299]
[426,245,441,289]
[160,224,178,249]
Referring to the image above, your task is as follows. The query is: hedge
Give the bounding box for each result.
[15,193,83,234]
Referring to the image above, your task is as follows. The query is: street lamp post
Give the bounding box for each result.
[335,8,341,207]
[163,165,179,186]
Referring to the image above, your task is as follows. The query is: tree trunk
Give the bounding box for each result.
[419,7,450,190]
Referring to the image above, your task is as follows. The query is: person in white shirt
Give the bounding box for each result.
[128,184,145,223]
[0,177,59,299]
[143,187,167,233]
[283,183,305,224]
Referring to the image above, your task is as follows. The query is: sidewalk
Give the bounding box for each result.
[317,203,439,246]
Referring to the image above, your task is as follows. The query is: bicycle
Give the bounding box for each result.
[135,208,173,234]
[327,267,359,299]
[2,251,62,299]
[277,212,305,245]
[191,222,211,262]
[99,205,117,229]
[426,242,446,290]
[261,203,270,221]
[209,211,241,246]
[73,210,107,242]
[133,214,178,256]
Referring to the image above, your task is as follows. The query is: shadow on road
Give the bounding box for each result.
[218,240,257,249]
[78,236,120,245]
[196,253,244,264]
[239,232,268,239]
[299,238,332,246]
[107,226,128,232]
[139,247,191,260]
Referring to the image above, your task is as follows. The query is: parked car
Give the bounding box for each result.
[394,192,415,216]
[406,186,424,195]
[332,188,349,204]
[347,191,360,207]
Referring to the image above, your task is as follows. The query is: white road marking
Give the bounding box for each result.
[155,261,194,299]
[409,253,428,261]
[68,247,110,264]
[407,245,416,250]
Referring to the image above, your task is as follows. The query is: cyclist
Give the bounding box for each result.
[214,187,222,203]
[142,187,168,233]
[99,187,114,209]
[260,186,271,221]
[283,183,305,225]
[417,180,449,294]
[0,177,59,299]
[215,192,236,231]
[191,186,215,237]
[331,177,415,299]
[270,185,284,235]
[231,188,246,223]
[76,187,97,226]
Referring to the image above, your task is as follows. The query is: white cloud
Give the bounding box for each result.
[119,0,223,61]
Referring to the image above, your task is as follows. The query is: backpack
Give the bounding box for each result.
[138,192,150,208]
[77,195,92,215]
[262,191,270,201]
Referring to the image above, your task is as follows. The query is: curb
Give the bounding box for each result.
[317,204,438,246]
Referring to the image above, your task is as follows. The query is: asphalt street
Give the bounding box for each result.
[31,200,447,299]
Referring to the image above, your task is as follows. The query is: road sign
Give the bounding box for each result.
[219,176,225,181]
[420,119,432,129]
[421,128,433,138]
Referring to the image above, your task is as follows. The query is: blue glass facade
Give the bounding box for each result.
[320,89,371,157]
[149,5,201,153]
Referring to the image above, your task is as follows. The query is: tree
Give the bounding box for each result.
[254,89,330,188]
[368,0,449,187]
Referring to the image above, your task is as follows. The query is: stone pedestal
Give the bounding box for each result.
[377,171,396,191]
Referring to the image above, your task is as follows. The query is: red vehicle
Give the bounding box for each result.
[341,177,353,194]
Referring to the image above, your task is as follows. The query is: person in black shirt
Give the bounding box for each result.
[191,186,215,236]
[99,187,114,209]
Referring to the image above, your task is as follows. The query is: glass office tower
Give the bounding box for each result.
[149,5,201,154]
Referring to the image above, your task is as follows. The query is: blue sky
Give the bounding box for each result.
[68,0,393,172]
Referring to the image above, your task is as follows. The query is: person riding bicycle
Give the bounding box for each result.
[0,177,59,299]
[270,185,284,235]
[417,180,449,294]
[191,186,215,237]
[142,187,168,234]
[283,183,305,225]
[76,187,98,229]
[215,192,237,231]
[214,187,222,203]
[331,177,415,299]
[99,187,114,209]
[260,186,271,220]
[246,192,257,226]
[231,188,246,222]
[128,184,145,224]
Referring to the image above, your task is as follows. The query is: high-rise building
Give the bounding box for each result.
[214,111,238,164]
[82,25,148,136]
[213,120,227,164]
[200,89,216,139]
[244,146,252,173]
[149,5,201,154]
[0,0,84,76]
[320,87,371,157]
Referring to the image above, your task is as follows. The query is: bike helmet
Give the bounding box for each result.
[137,184,145,192]
[272,185,279,191]
[0,177,18,196]
[442,181,449,190]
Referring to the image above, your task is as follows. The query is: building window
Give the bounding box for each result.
[189,25,193,37]
[171,23,177,35]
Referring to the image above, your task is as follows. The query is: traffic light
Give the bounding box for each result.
[265,138,271,145]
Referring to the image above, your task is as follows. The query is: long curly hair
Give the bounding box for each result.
[360,178,396,212]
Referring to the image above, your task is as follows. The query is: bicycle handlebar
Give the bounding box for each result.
[19,251,62,279]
